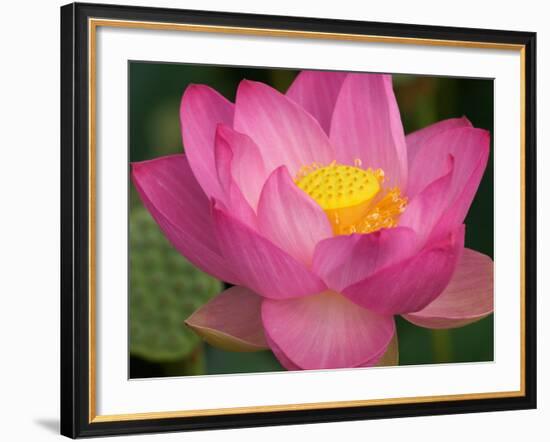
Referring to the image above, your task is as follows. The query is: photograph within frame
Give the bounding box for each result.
[128,61,495,379]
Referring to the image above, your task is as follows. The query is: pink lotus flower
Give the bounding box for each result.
[132,71,493,370]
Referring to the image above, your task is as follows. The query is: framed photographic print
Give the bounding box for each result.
[60,2,537,438]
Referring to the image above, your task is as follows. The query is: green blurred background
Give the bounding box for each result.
[129,62,494,378]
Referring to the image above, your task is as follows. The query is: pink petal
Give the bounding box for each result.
[262,291,395,369]
[267,331,388,371]
[234,79,334,176]
[399,157,454,244]
[407,127,490,201]
[212,204,327,299]
[264,332,301,371]
[285,70,347,133]
[214,128,257,229]
[406,117,472,167]
[131,155,239,283]
[403,248,493,329]
[342,225,465,315]
[312,227,418,292]
[185,286,268,351]
[180,84,234,200]
[257,166,332,266]
[214,124,268,209]
[432,132,490,237]
[330,73,407,189]
[213,128,233,191]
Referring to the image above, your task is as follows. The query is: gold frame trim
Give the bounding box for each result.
[88,18,527,424]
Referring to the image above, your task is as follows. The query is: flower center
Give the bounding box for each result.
[295,161,407,235]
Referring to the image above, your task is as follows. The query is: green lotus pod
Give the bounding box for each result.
[129,205,222,362]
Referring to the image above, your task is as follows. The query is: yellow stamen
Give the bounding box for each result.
[295,161,407,235]
[339,187,407,235]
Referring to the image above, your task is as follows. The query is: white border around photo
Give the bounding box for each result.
[95,25,521,416]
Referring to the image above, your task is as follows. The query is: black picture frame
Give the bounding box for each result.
[61,2,537,438]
